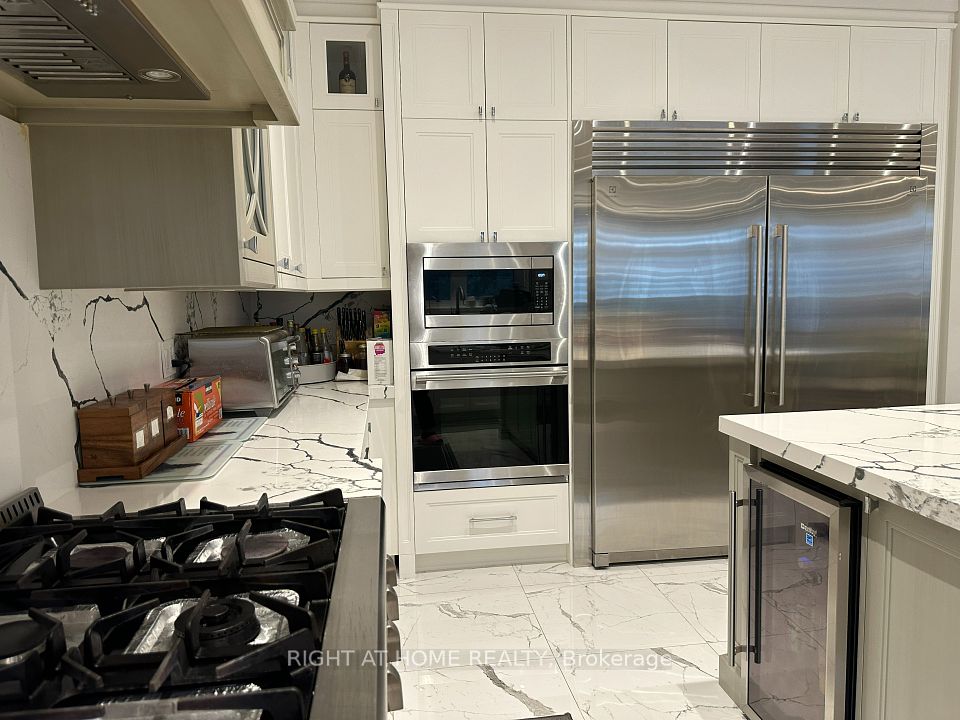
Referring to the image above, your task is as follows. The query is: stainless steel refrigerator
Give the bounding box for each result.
[571,121,935,567]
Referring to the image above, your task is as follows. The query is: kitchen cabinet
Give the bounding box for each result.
[483,13,567,120]
[486,120,568,242]
[571,17,667,120]
[269,124,307,290]
[668,21,761,122]
[399,11,485,119]
[310,24,383,111]
[400,10,567,120]
[760,24,851,122]
[402,118,567,243]
[402,119,488,243]
[31,125,276,290]
[313,110,389,280]
[849,26,936,123]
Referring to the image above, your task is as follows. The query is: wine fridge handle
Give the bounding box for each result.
[753,487,763,664]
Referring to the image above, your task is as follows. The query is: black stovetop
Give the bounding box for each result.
[0,486,363,720]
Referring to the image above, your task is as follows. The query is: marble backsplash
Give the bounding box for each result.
[245,290,392,338]
[0,115,246,502]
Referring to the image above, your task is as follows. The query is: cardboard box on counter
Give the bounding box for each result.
[155,376,222,441]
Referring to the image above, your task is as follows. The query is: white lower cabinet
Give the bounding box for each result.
[414,483,570,554]
[312,109,389,280]
[402,118,568,243]
[402,118,488,243]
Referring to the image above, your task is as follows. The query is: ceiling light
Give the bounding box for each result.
[138,68,181,82]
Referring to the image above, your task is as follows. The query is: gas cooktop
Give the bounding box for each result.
[0,487,398,720]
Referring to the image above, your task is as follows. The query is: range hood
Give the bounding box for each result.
[0,0,207,100]
[0,0,298,126]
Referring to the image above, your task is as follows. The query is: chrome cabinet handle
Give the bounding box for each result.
[841,112,849,122]
[853,112,860,122]
[375,97,381,108]
[469,514,517,524]
[660,108,666,120]
[492,230,498,242]
[280,257,290,270]
[243,236,259,254]
[480,231,485,243]
[294,263,304,273]
[672,110,678,121]
[386,586,399,621]
[777,224,789,407]
[748,225,763,408]
[478,105,483,118]
[491,105,496,118]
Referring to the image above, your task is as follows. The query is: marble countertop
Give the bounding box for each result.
[720,405,960,533]
[47,381,382,515]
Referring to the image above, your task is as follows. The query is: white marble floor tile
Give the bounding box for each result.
[396,566,522,599]
[515,562,646,589]
[647,570,728,644]
[560,643,745,720]
[395,586,550,669]
[526,574,704,653]
[394,661,586,720]
[639,558,729,579]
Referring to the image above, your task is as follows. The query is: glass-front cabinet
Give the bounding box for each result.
[309,24,382,110]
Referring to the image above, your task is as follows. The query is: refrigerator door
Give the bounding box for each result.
[593,175,767,563]
[765,176,930,412]
[747,464,854,720]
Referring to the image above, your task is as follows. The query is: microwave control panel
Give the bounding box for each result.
[428,342,553,365]
[533,269,553,312]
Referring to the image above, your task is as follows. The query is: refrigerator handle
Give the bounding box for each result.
[777,225,790,407]
[751,224,763,408]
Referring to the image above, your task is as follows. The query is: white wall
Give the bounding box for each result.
[0,115,246,502]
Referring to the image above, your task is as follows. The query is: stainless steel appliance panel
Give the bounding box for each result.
[764,176,930,412]
[592,175,767,562]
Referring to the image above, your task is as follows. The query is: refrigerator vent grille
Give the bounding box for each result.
[588,122,925,175]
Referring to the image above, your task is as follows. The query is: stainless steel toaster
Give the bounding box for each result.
[186,326,298,415]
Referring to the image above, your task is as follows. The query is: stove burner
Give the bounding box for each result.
[174,597,261,650]
[243,534,290,561]
[70,545,129,569]
[0,619,49,665]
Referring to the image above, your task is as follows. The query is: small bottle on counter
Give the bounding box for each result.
[319,328,335,364]
[337,352,352,375]
[298,328,310,365]
[309,328,323,364]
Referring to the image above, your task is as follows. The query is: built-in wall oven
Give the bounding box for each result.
[408,242,569,491]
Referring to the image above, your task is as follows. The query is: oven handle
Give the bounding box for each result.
[411,367,569,390]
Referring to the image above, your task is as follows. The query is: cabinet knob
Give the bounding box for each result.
[294,263,304,273]
[478,105,483,118]
[841,112,849,123]
[660,108,666,120]
[491,105,496,118]
[480,231,486,243]
[492,231,498,243]
[280,257,290,270]
[853,112,860,122]
[375,97,381,108]
[672,110,678,121]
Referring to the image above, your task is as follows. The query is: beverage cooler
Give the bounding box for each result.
[745,464,861,720]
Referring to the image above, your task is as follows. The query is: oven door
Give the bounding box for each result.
[411,366,569,490]
[407,242,569,344]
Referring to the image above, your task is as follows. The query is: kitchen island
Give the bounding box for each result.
[46,381,383,515]
[718,404,960,720]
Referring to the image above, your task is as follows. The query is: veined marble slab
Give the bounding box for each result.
[720,405,960,533]
[47,381,381,514]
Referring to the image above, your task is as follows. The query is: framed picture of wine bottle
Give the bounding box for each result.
[309,24,382,111]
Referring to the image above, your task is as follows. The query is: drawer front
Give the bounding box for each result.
[415,484,569,554]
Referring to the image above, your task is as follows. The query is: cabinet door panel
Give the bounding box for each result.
[760,24,850,122]
[269,124,305,277]
[399,11,485,119]
[402,119,487,243]
[313,110,388,278]
[572,16,666,120]
[483,13,567,120]
[849,26,936,123]
[487,120,567,242]
[668,21,760,122]
[310,24,382,111]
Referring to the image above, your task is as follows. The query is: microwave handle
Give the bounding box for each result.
[412,368,568,390]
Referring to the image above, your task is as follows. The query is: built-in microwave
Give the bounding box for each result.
[406,241,568,345]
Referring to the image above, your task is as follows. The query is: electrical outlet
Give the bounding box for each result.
[158,339,176,380]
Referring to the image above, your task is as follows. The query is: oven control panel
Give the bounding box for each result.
[428,342,553,365]
[533,270,553,312]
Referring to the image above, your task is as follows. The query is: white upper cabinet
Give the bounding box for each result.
[572,17,667,120]
[402,119,488,242]
[486,121,568,242]
[849,26,936,123]
[399,11,486,119]
[760,24,851,122]
[269,124,306,285]
[313,110,389,279]
[310,24,383,111]
[668,21,760,122]
[483,14,567,120]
